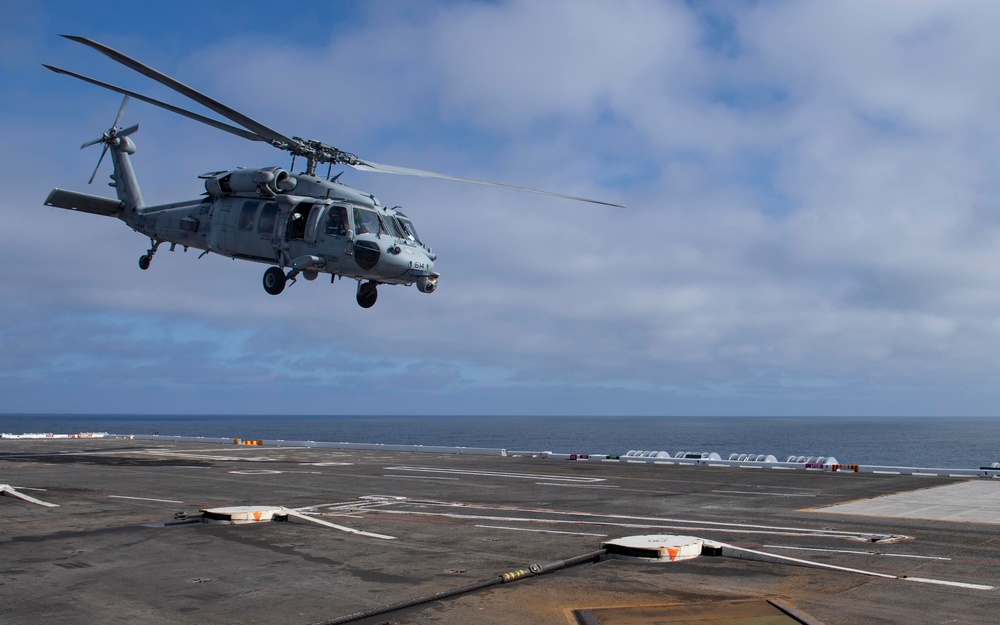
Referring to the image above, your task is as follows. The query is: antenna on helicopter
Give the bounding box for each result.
[80,95,138,184]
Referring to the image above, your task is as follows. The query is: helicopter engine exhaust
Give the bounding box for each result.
[204,167,297,196]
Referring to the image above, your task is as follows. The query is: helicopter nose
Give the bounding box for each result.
[377,243,433,281]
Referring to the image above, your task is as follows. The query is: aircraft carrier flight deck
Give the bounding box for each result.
[2,436,1000,624]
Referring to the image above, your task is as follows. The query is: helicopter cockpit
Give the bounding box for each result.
[352,206,386,237]
[392,212,421,245]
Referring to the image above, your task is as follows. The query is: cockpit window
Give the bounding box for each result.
[353,207,385,236]
[396,216,421,244]
[383,215,404,238]
[325,205,348,237]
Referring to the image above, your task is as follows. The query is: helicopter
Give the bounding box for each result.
[43,36,622,308]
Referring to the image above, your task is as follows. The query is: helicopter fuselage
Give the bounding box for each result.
[45,134,438,307]
[134,170,438,292]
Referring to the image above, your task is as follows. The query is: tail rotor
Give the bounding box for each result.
[81,95,138,184]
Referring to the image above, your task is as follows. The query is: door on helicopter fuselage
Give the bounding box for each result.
[226,199,280,261]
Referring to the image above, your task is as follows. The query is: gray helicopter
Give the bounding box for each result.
[43,36,622,308]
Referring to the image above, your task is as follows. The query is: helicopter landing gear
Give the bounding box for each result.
[357,281,378,308]
[138,238,161,271]
[263,266,286,295]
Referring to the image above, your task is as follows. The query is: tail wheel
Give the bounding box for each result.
[357,281,378,308]
[263,266,286,295]
[138,255,151,270]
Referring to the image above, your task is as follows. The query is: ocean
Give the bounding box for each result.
[1,414,998,469]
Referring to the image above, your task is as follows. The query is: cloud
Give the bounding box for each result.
[4,0,1000,416]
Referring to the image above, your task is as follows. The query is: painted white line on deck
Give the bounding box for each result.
[763,545,951,560]
[109,495,185,504]
[713,490,816,497]
[364,498,906,541]
[372,509,898,540]
[383,474,460,481]
[301,462,354,466]
[720,543,994,590]
[534,483,620,489]
[281,508,395,540]
[384,465,605,483]
[0,484,58,507]
[904,577,994,590]
[475,524,607,537]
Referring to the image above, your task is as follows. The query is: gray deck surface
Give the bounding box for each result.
[816,480,1000,524]
[2,438,999,625]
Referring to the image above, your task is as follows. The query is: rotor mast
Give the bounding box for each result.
[291,137,361,177]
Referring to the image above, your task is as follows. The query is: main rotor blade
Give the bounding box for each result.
[61,35,295,147]
[44,64,266,143]
[349,160,626,208]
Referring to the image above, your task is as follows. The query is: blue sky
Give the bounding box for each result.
[4,0,1000,416]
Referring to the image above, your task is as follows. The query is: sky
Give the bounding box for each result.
[3,0,1000,416]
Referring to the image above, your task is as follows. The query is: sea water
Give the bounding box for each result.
[1,414,998,469]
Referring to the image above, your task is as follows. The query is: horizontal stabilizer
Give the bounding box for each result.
[44,188,123,217]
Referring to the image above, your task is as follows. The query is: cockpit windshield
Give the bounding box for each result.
[382,215,404,238]
[353,207,385,236]
[395,216,421,244]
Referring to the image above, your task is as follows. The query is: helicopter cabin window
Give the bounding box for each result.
[238,201,259,231]
[324,205,348,237]
[257,202,278,236]
[286,202,316,241]
[352,207,385,236]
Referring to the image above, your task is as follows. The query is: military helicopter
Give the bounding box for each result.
[43,36,622,308]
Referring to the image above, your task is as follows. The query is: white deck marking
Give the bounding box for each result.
[383,474,460,481]
[719,543,995,590]
[384,466,605,483]
[763,545,951,560]
[301,462,354,466]
[109,495,185,504]
[713,490,816,497]
[534,483,620,489]
[371,508,899,540]
[280,508,395,540]
[475,524,607,537]
[904,577,994,590]
[0,484,58,507]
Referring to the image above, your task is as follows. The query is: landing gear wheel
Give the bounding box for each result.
[357,281,378,308]
[263,266,286,295]
[138,255,151,271]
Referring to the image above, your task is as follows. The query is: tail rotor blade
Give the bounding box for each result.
[112,95,129,129]
[118,123,140,138]
[88,144,109,184]
[80,135,105,149]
